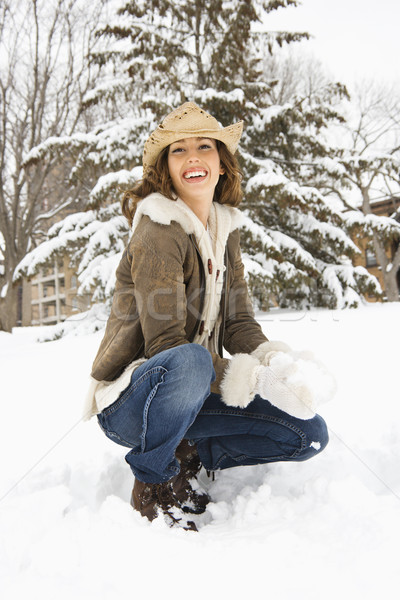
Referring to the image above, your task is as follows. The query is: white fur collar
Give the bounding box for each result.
[131,192,243,236]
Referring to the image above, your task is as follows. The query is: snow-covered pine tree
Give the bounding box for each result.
[240,79,383,309]
[16,0,380,318]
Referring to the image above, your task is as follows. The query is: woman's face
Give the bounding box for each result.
[167,137,224,206]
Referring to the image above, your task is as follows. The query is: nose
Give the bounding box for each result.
[186,146,200,163]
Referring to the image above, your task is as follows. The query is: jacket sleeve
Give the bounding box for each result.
[223,230,269,356]
[129,219,189,357]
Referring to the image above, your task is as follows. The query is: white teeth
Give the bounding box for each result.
[184,170,206,179]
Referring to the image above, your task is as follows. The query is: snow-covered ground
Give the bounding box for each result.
[1,303,399,599]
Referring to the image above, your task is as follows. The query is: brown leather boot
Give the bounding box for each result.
[130,478,198,531]
[130,479,159,522]
[173,439,210,514]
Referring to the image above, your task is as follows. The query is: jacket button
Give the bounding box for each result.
[208,259,212,275]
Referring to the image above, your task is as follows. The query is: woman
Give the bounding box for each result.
[84,102,329,531]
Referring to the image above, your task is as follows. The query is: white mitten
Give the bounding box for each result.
[254,363,316,420]
[254,350,336,420]
[252,340,292,366]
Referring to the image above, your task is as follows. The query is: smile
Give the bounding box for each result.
[183,169,207,180]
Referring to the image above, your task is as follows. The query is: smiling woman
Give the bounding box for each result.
[167,137,225,226]
[84,102,329,531]
[120,104,244,227]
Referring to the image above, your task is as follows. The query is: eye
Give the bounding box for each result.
[199,143,212,150]
[170,146,185,154]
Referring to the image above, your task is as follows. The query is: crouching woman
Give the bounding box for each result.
[84,102,329,531]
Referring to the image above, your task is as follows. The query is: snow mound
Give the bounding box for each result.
[35,304,108,342]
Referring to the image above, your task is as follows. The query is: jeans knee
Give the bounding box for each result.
[172,343,214,379]
[313,415,329,451]
[161,343,215,397]
[299,414,329,459]
[187,344,216,392]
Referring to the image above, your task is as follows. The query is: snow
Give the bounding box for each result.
[289,209,361,253]
[269,230,316,270]
[246,170,287,189]
[194,87,245,105]
[252,103,291,129]
[34,304,110,342]
[14,203,130,304]
[89,167,142,204]
[22,132,97,166]
[242,254,275,277]
[82,76,130,105]
[78,251,123,301]
[316,156,347,176]
[345,210,400,236]
[1,303,400,598]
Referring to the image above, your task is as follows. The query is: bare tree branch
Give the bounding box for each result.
[0,0,104,330]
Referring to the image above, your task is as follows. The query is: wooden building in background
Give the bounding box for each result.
[352,197,400,300]
[19,258,91,327]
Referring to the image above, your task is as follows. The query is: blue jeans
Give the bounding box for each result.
[97,344,329,483]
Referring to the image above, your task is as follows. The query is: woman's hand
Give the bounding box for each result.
[253,349,336,420]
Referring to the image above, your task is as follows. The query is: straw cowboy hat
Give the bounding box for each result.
[142,102,243,174]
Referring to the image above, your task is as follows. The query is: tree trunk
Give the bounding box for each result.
[0,279,19,332]
[194,0,206,89]
[384,271,400,301]
[382,244,400,301]
[362,187,400,302]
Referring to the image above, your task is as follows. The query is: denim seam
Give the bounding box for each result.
[101,366,167,417]
[97,416,133,447]
[199,408,307,437]
[212,449,299,469]
[214,453,228,469]
[199,409,308,462]
[141,371,166,453]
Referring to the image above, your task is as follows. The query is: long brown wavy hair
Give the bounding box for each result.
[121,140,243,227]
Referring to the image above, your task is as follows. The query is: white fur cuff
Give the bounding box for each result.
[220,353,260,408]
[251,340,292,365]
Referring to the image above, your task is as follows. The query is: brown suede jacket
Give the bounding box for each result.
[91,210,268,396]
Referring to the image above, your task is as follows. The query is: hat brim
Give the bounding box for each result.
[143,121,243,173]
